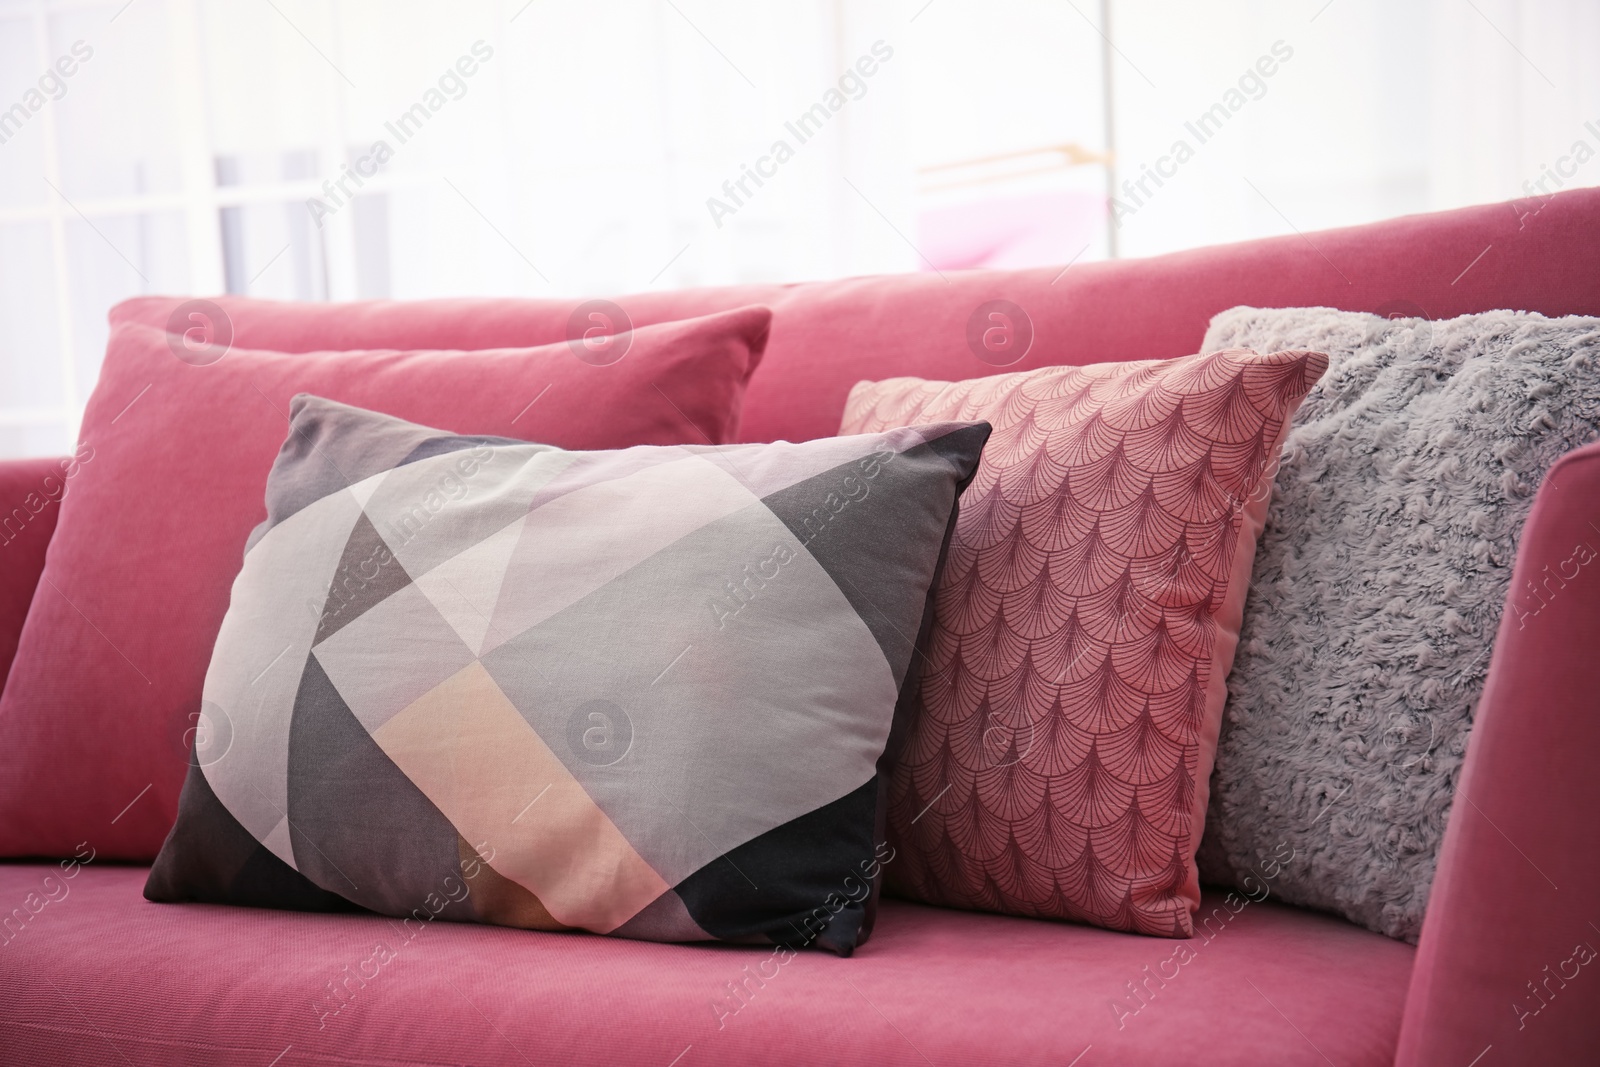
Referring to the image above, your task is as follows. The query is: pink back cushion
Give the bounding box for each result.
[0,309,770,860]
[111,187,1600,444]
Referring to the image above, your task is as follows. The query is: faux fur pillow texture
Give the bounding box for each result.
[1196,307,1600,941]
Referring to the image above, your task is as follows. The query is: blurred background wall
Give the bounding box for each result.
[1,0,1596,456]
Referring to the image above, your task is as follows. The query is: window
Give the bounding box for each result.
[2,0,1596,458]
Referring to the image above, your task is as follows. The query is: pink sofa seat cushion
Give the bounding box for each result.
[111,187,1600,446]
[0,863,1413,1065]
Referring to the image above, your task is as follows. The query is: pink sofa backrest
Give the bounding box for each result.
[113,187,1600,445]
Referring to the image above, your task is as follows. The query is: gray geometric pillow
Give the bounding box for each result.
[1195,307,1600,941]
[147,395,990,957]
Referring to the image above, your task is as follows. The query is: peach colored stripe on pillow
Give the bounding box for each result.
[371,660,669,932]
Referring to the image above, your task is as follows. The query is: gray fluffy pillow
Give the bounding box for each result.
[1195,306,1600,941]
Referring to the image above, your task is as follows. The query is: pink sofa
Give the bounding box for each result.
[3,188,1598,1065]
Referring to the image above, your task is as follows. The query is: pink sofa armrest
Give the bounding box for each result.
[0,458,67,694]
[1397,440,1600,1066]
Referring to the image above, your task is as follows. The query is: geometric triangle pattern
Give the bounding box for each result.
[147,395,990,956]
[840,348,1328,937]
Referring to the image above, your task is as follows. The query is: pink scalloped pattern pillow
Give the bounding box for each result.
[841,347,1327,936]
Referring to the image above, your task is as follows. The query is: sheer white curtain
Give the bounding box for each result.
[0,0,927,456]
[1,0,1596,458]
[1107,0,1600,258]
[1425,0,1600,210]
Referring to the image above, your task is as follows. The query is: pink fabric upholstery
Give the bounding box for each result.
[0,863,1412,1066]
[1396,440,1600,1066]
[112,187,1600,446]
[0,311,770,862]
[0,458,64,694]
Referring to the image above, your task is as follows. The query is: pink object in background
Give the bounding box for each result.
[915,189,1106,272]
